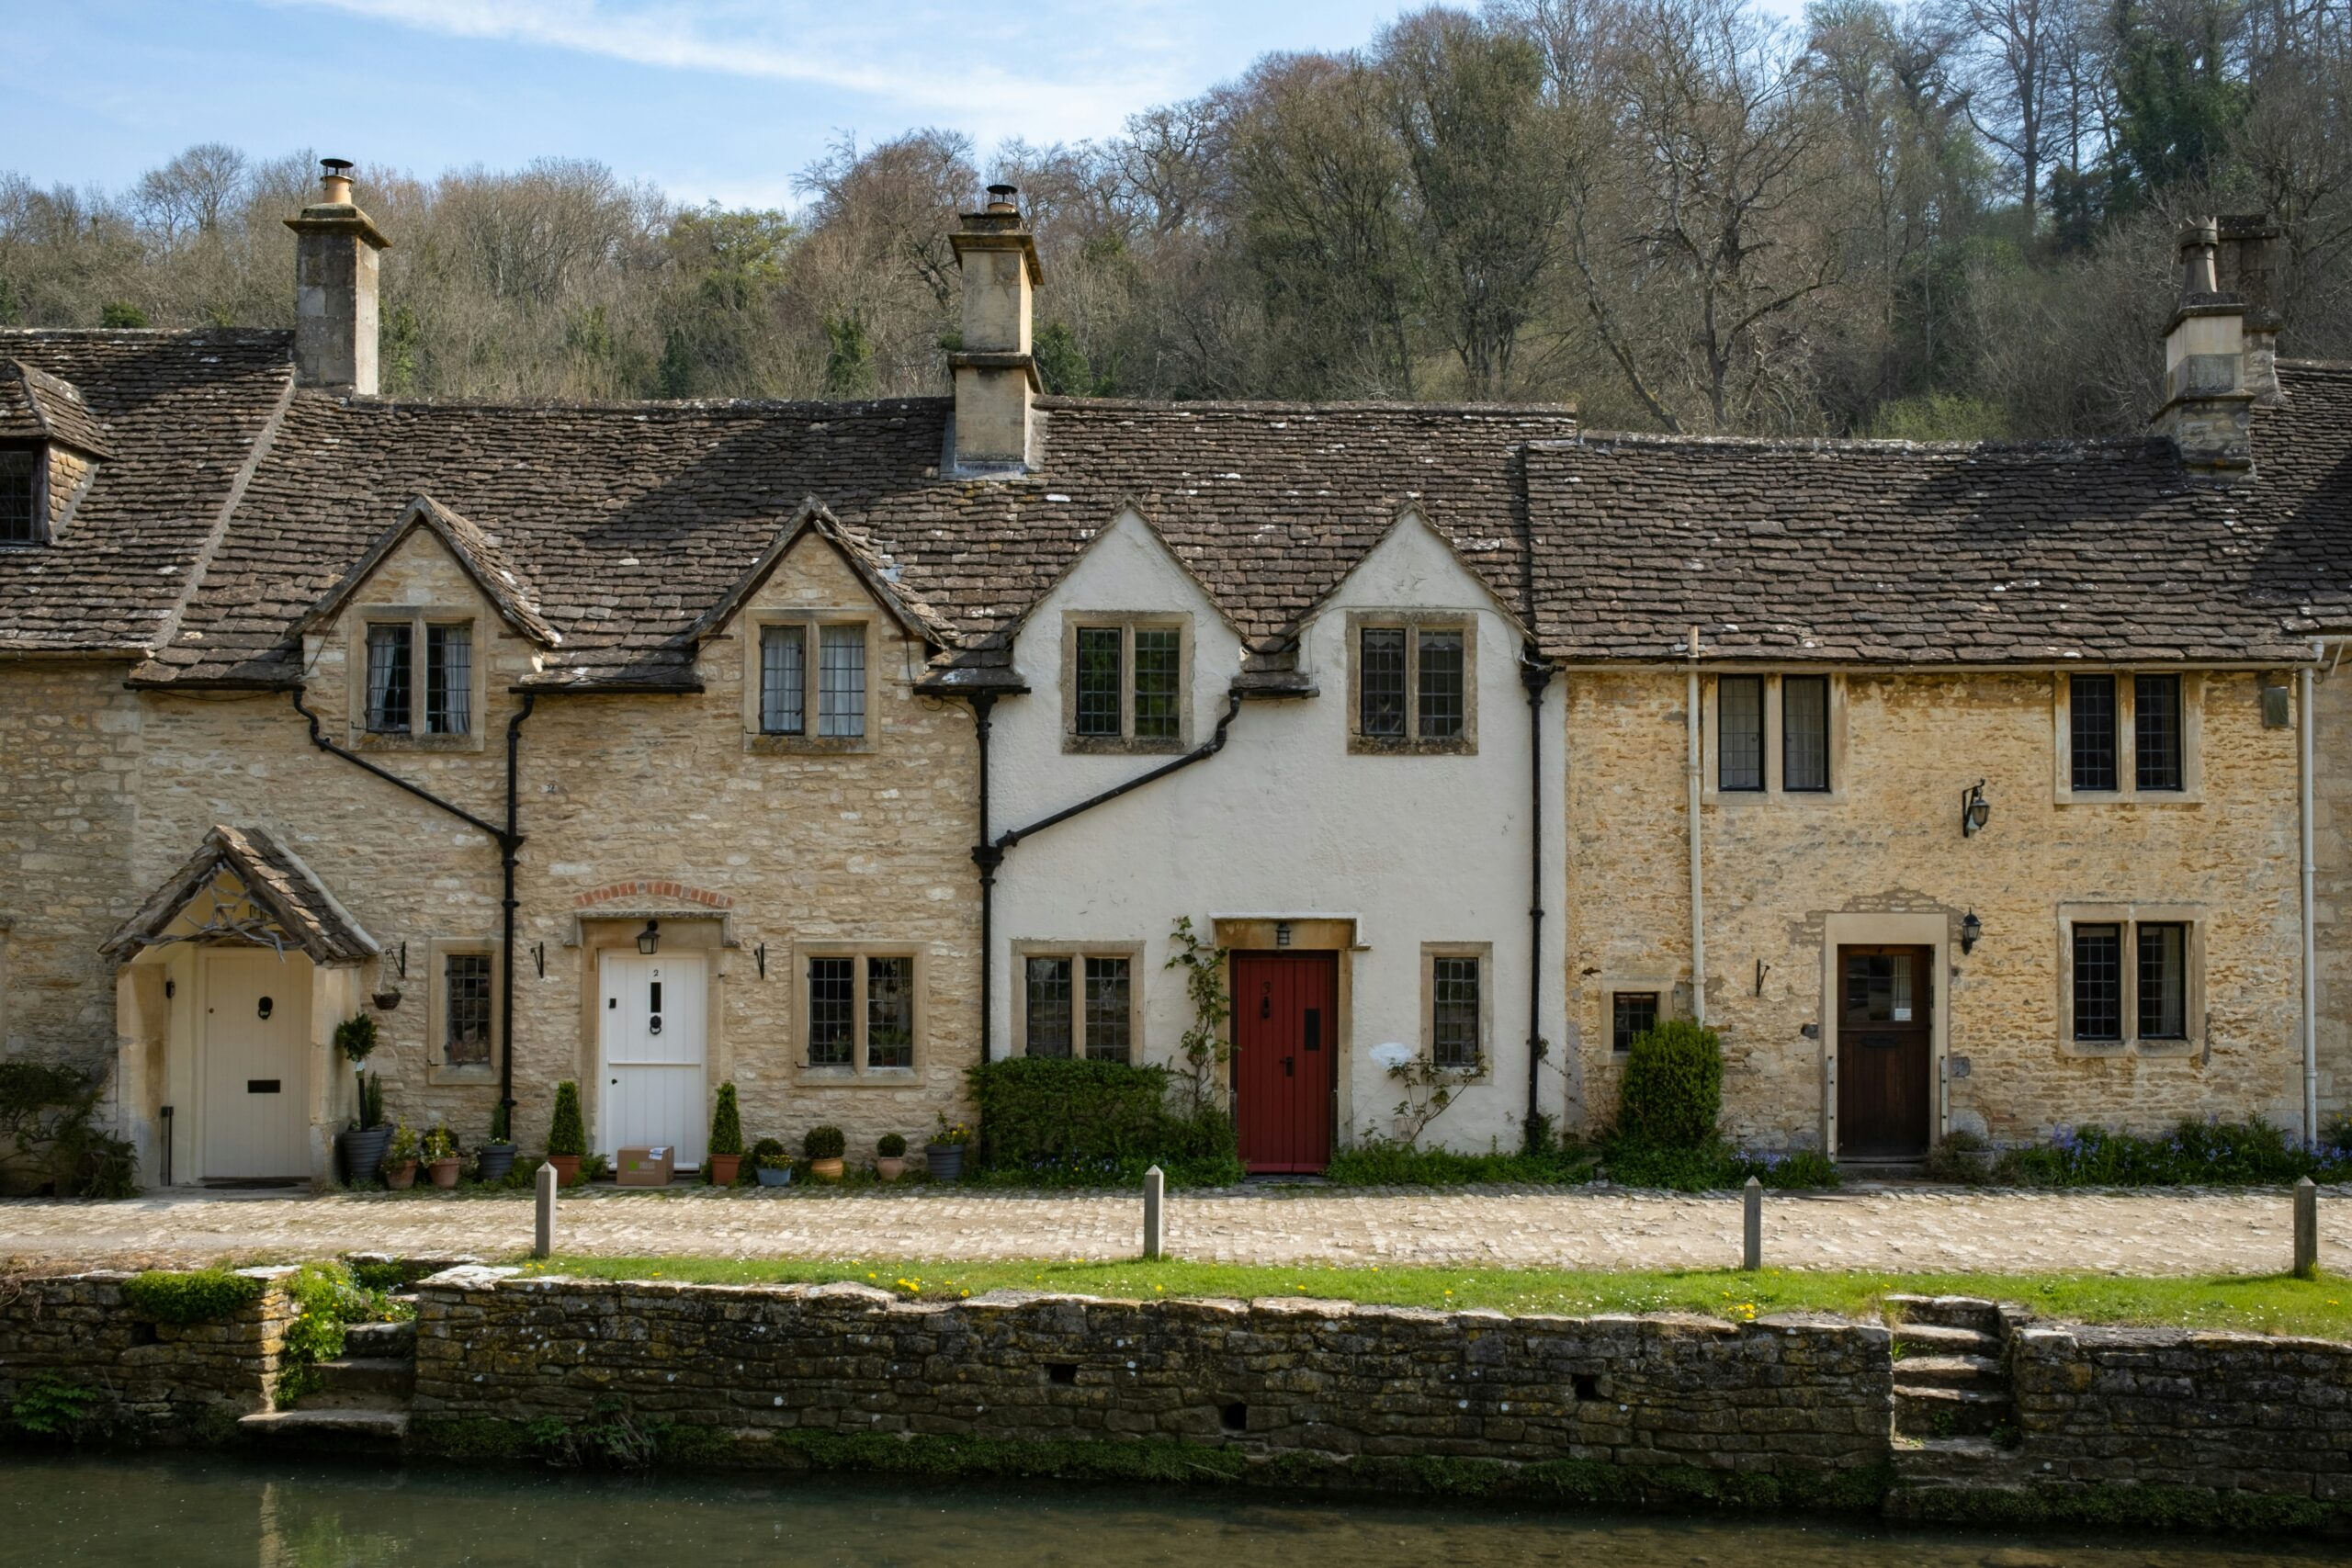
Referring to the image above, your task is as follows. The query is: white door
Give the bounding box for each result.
[599,951,708,1168]
[200,948,311,1179]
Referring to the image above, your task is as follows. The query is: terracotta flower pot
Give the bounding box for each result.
[384,1159,418,1190]
[427,1156,461,1190]
[810,1156,844,1183]
[707,1154,742,1187]
[546,1154,582,1186]
[876,1156,906,1183]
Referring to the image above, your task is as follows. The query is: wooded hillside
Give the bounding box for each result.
[4,0,2345,437]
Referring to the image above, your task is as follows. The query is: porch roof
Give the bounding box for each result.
[99,824,379,965]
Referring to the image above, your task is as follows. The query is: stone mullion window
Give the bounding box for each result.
[801,947,922,1076]
[746,615,874,752]
[759,624,808,735]
[1611,990,1660,1054]
[1062,616,1189,754]
[365,623,413,732]
[357,608,479,748]
[1717,675,1765,791]
[2056,672,2201,803]
[1421,942,1492,1073]
[1349,613,1476,755]
[2058,905,2203,1055]
[1016,943,1142,1061]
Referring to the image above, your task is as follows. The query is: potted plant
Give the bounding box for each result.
[333,1017,386,1185]
[340,1072,391,1186]
[925,1115,972,1183]
[707,1082,745,1186]
[546,1081,586,1185]
[876,1133,908,1182]
[476,1101,518,1186]
[752,1137,792,1188]
[382,1122,420,1190]
[422,1124,461,1189]
[804,1124,846,1182]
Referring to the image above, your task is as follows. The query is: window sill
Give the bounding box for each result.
[1702,788,1844,806]
[354,730,485,754]
[794,1067,924,1089]
[426,1063,498,1087]
[2059,1036,2201,1058]
[1063,734,1185,756]
[2052,789,2204,807]
[746,733,874,756]
[1348,736,1476,757]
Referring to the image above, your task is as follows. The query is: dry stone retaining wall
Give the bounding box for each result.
[0,1269,288,1438]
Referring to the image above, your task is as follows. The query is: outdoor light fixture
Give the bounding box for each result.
[1961,909,1983,954]
[1275,921,1293,948]
[1960,779,1991,838]
[637,919,660,955]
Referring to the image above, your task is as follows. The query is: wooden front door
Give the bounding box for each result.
[1232,952,1338,1173]
[599,952,709,1168]
[1836,945,1933,1158]
[199,948,311,1180]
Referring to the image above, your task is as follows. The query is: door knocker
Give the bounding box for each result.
[256,996,274,1021]
[650,1014,663,1036]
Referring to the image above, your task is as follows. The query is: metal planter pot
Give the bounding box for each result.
[475,1143,518,1186]
[925,1144,965,1183]
[339,1125,393,1186]
[755,1165,793,1187]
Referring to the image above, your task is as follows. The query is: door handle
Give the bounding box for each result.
[1283,1055,1295,1077]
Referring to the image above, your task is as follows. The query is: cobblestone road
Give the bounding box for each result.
[2,1182,2345,1275]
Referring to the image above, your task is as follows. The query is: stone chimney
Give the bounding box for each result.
[2217,214,2283,403]
[2154,218,2253,479]
[947,185,1043,472]
[284,158,390,395]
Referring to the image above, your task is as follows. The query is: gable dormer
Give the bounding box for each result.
[0,359,112,546]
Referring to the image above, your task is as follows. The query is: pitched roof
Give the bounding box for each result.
[684,500,957,659]
[0,359,115,457]
[2243,361,2352,636]
[0,330,293,657]
[98,823,379,964]
[298,494,561,648]
[1526,423,2312,665]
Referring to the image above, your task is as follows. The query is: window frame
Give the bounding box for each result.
[1011,940,1146,1063]
[1701,672,1846,802]
[793,942,926,1080]
[1609,988,1663,1055]
[0,445,47,547]
[2053,671,2204,804]
[742,611,879,754]
[1419,942,1493,1075]
[423,936,502,1085]
[2055,904,2204,1055]
[1597,978,1680,1057]
[1058,614,1191,755]
[1347,610,1479,755]
[349,605,487,753]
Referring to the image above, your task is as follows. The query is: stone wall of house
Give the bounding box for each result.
[129,525,978,1168]
[0,1269,289,1438]
[1565,669,2304,1150]
[2009,1324,2352,1505]
[412,1269,1892,1482]
[2312,664,2350,1129]
[0,660,142,1070]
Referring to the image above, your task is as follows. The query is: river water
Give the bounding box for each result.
[0,1453,2338,1567]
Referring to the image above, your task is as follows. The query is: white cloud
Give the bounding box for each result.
[266,0,1199,142]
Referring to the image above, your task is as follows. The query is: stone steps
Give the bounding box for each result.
[1894,1383,2011,1438]
[290,1355,415,1405]
[1892,1322,1999,1358]
[237,1405,409,1450]
[1891,1353,2003,1390]
[1885,1292,2004,1337]
[345,1320,415,1358]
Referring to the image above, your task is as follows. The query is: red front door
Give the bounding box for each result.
[1232,952,1338,1173]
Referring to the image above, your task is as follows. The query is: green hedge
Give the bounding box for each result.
[119,1267,265,1325]
[967,1058,1242,1187]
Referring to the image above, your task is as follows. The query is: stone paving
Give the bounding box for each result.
[1,1181,2345,1275]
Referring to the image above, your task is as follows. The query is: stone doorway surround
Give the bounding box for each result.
[1211,917,1361,1158]
[570,908,729,1155]
[1818,911,1952,1158]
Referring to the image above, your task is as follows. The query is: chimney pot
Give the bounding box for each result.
[986,183,1019,214]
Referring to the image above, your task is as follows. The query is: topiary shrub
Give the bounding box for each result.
[751,1137,788,1170]
[803,1124,846,1160]
[119,1267,266,1325]
[877,1133,907,1158]
[548,1082,586,1157]
[1615,1017,1724,1148]
[708,1083,743,1157]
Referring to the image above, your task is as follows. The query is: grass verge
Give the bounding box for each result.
[529,1255,2352,1338]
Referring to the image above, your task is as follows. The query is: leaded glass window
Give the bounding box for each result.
[1782,675,1829,791]
[1718,675,1764,791]
[1611,991,1659,1054]
[365,623,413,733]
[760,624,807,735]
[867,956,914,1068]
[2071,674,2118,791]
[1024,958,1073,1058]
[1084,956,1132,1063]
[1075,627,1123,738]
[425,623,471,736]
[807,956,854,1066]
[1360,627,1407,737]
[444,952,492,1066]
[1133,628,1181,740]
[1417,629,1464,739]
[2072,924,2123,1042]
[1432,956,1480,1067]
[0,449,38,544]
[2135,674,2183,791]
[2137,922,2188,1039]
[817,625,865,739]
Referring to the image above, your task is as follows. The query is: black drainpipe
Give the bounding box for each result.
[963,689,1247,1065]
[1521,647,1553,1151]
[290,688,532,1118]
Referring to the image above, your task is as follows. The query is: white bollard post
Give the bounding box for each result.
[1741,1176,1762,1272]
[1143,1164,1165,1261]
[2294,1176,2318,1280]
[534,1161,558,1260]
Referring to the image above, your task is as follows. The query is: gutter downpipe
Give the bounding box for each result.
[967,694,1001,1065]
[1687,627,1706,1026]
[2303,656,2319,1145]
[1521,648,1553,1149]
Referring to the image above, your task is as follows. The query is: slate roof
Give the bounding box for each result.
[0,330,292,655]
[0,326,2338,682]
[98,823,379,964]
[1526,428,2312,665]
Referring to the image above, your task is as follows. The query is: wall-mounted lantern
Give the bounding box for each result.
[1961,909,1983,954]
[1274,921,1294,948]
[1960,779,1991,838]
[637,919,661,956]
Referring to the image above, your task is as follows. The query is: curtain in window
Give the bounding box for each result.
[1718,675,1764,790]
[426,624,471,736]
[818,625,865,738]
[1132,629,1181,739]
[761,625,807,734]
[1075,627,1123,738]
[366,624,412,733]
[2071,675,2118,790]
[1417,629,1464,739]
[2134,675,2183,791]
[1083,956,1132,1062]
[1360,628,1407,737]
[1781,676,1829,790]
[867,956,914,1068]
[1024,958,1073,1057]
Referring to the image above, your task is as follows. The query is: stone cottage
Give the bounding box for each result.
[0,167,2345,1182]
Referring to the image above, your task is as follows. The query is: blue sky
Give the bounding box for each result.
[0,0,1470,209]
